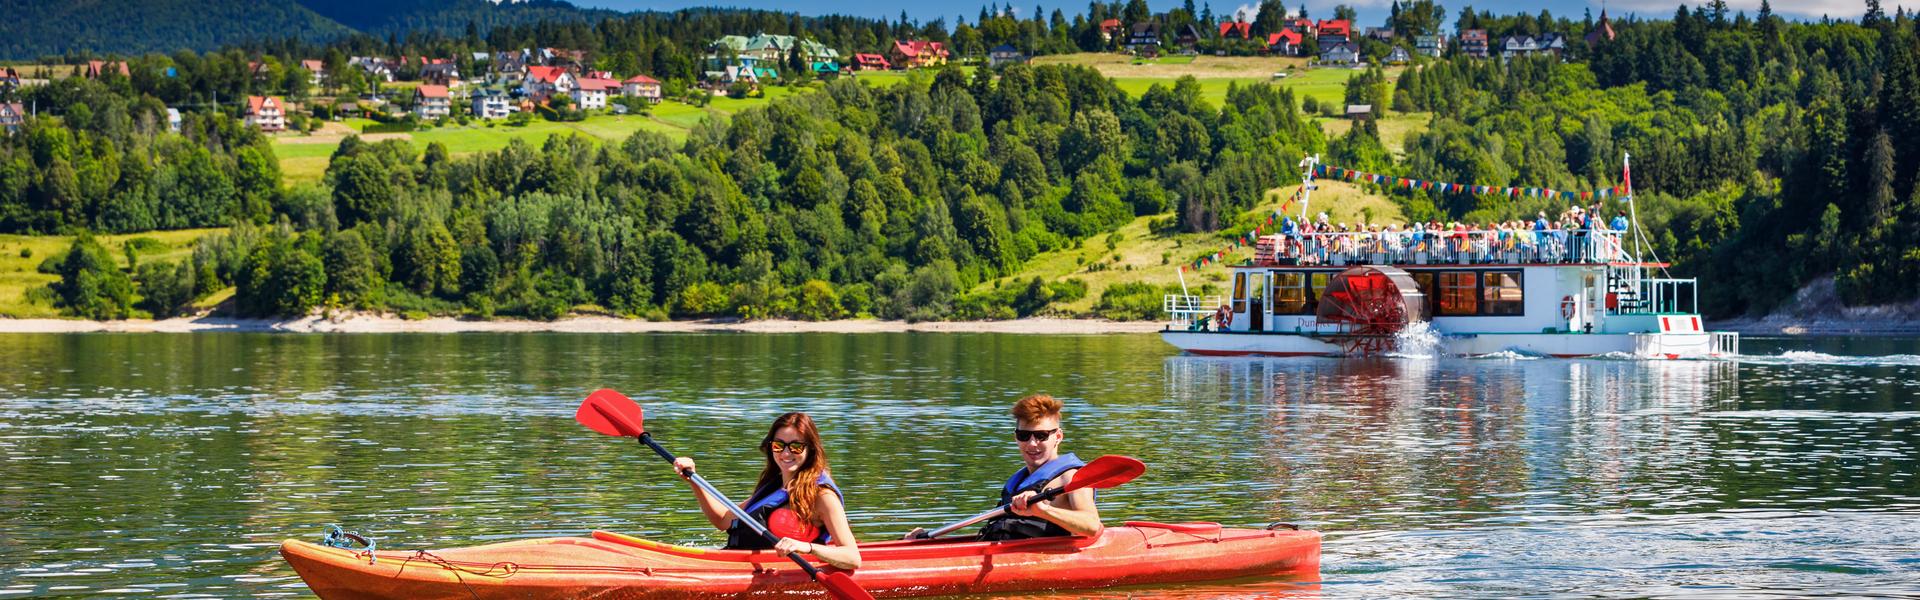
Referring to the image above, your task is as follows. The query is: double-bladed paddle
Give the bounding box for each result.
[915,454,1146,539]
[576,389,875,600]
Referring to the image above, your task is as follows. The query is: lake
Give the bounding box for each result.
[1,333,1916,598]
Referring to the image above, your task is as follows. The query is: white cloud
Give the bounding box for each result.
[1606,0,1920,18]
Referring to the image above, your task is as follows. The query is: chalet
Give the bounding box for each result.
[166,108,181,133]
[1366,27,1396,41]
[493,50,530,81]
[1500,34,1540,59]
[1315,19,1352,45]
[1345,104,1373,120]
[1175,23,1202,52]
[1268,30,1304,56]
[1287,17,1314,33]
[1586,10,1617,45]
[244,96,286,132]
[300,60,326,85]
[420,63,461,87]
[1415,34,1445,58]
[1387,46,1412,64]
[889,40,949,69]
[523,66,576,98]
[988,45,1028,68]
[247,61,273,82]
[851,53,891,71]
[1460,29,1490,58]
[414,85,451,120]
[1219,20,1252,40]
[622,75,663,102]
[711,34,840,71]
[349,57,394,82]
[1099,18,1124,41]
[472,93,512,119]
[1537,33,1568,56]
[0,103,26,135]
[1127,22,1163,56]
[85,61,130,79]
[1320,41,1361,66]
[571,78,617,110]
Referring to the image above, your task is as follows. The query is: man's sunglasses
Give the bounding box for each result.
[1014,428,1059,442]
[767,440,811,454]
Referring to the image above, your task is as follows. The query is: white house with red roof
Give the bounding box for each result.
[414,85,451,120]
[621,75,662,102]
[1,102,27,135]
[1268,29,1304,56]
[522,65,577,99]
[300,59,326,85]
[571,78,617,110]
[244,96,286,132]
[1315,19,1352,45]
[851,53,891,71]
[888,40,949,69]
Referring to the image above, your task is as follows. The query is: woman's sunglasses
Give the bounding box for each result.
[767,440,811,454]
[1014,428,1059,442]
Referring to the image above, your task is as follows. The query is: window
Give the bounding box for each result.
[1438,271,1478,316]
[1273,272,1310,314]
[1231,272,1246,314]
[1310,272,1330,309]
[1482,271,1524,315]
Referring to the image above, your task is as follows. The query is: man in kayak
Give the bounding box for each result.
[908,394,1102,540]
[673,412,862,569]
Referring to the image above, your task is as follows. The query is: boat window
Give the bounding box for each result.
[1482,271,1524,315]
[1232,272,1246,313]
[1410,272,1435,298]
[1248,272,1267,303]
[1273,272,1310,314]
[1438,271,1478,316]
[1309,272,1329,307]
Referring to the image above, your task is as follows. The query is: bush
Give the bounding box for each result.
[1092,282,1170,321]
[794,280,844,321]
[18,248,29,258]
[234,234,325,317]
[136,260,197,317]
[674,281,729,317]
[51,235,134,320]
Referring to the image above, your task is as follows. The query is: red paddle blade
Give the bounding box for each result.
[818,571,875,600]
[1065,455,1147,492]
[576,389,645,437]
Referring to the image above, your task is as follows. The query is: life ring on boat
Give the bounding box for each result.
[1215,304,1233,329]
[1560,295,1577,320]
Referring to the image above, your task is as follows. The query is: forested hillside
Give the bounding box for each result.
[0,0,355,58]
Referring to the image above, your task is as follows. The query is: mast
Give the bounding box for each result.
[1296,153,1320,221]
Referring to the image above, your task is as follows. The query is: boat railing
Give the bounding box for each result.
[1164,294,1223,330]
[1632,277,1698,315]
[1253,228,1627,267]
[1711,332,1740,356]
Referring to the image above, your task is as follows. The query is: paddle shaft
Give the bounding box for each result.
[922,484,1072,539]
[636,433,828,580]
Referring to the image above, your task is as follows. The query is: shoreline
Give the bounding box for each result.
[0,314,1170,335]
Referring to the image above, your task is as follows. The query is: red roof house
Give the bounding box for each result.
[1219,21,1252,39]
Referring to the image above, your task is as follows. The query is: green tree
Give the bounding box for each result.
[51,234,134,319]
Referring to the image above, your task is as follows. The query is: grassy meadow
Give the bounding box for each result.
[0,229,226,318]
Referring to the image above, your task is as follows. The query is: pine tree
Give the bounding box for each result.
[1866,0,1886,27]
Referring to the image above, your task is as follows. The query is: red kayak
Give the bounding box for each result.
[280,521,1321,599]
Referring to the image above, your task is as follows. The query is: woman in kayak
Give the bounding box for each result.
[907,394,1102,540]
[673,412,862,569]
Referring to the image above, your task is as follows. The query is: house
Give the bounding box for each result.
[1500,34,1541,59]
[166,108,181,133]
[1287,17,1314,33]
[1538,33,1568,57]
[1219,20,1252,40]
[244,96,286,132]
[710,34,840,71]
[523,65,576,98]
[851,53,891,71]
[85,61,130,79]
[622,75,662,102]
[1366,27,1396,41]
[1345,104,1373,120]
[414,85,451,120]
[1415,34,1446,57]
[247,61,273,82]
[1268,30,1304,56]
[299,60,326,85]
[349,57,394,82]
[1320,41,1361,66]
[1127,22,1163,56]
[571,78,617,110]
[1099,18,1124,41]
[1315,19,1352,45]
[0,68,21,94]
[1586,10,1617,46]
[1387,46,1412,64]
[988,44,1029,68]
[1175,24,1202,51]
[889,40,950,69]
[0,103,26,135]
[420,63,461,87]
[472,93,512,119]
[493,50,530,82]
[1460,29,1490,58]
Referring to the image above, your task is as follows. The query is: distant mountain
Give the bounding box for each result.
[0,0,608,60]
[0,0,356,59]
[293,0,606,36]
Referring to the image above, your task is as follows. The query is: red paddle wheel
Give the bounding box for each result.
[1315,266,1427,356]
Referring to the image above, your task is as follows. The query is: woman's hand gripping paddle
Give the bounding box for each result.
[915,455,1146,539]
[576,389,874,600]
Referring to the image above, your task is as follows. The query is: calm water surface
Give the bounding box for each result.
[0,333,1916,598]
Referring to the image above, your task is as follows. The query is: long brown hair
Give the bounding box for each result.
[755,412,832,524]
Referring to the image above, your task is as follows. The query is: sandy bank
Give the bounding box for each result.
[1713,276,1920,336]
[0,314,1168,335]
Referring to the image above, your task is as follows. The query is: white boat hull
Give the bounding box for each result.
[1160,330,1731,359]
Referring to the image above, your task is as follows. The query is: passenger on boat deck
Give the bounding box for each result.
[673,412,862,569]
[905,394,1102,541]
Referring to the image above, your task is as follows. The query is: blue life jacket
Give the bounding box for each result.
[979,453,1086,541]
[724,473,841,550]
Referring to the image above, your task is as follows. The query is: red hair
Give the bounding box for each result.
[756,412,831,524]
[1011,394,1062,423]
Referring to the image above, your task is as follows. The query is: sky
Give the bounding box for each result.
[570,0,1916,28]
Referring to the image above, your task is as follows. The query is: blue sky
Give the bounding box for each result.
[571,0,1911,27]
